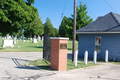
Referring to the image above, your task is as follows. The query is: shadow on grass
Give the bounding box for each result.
[36,66,50,70]
[68,48,72,50]
[28,46,43,48]
[0,48,5,50]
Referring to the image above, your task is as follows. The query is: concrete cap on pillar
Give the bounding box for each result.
[50,37,69,40]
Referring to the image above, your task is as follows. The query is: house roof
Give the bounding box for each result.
[76,12,120,34]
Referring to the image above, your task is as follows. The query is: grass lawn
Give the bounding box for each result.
[28,59,98,70]
[0,39,43,52]
[0,39,78,52]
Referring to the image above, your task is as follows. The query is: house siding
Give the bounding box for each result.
[78,34,120,61]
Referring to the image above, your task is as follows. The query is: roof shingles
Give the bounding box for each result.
[76,12,120,34]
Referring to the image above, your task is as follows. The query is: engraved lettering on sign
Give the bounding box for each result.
[60,43,67,49]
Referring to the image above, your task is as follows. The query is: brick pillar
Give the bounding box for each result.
[50,37,69,71]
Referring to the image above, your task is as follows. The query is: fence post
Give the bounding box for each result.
[84,51,88,65]
[105,50,108,62]
[93,51,97,64]
[74,50,78,66]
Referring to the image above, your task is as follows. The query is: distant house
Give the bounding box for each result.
[76,12,120,61]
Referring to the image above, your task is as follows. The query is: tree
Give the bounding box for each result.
[44,17,55,37]
[0,0,37,35]
[54,28,59,37]
[25,0,35,5]
[59,2,93,40]
[59,16,73,39]
[24,16,44,38]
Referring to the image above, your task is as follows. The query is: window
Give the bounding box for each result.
[95,37,101,52]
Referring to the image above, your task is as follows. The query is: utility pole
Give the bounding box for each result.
[72,0,77,61]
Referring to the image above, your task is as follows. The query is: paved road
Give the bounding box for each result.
[0,52,120,80]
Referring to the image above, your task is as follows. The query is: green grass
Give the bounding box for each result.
[67,59,98,70]
[28,59,98,70]
[28,59,50,69]
[68,40,78,51]
[0,39,43,52]
[0,39,77,52]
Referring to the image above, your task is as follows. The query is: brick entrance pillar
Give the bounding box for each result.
[50,37,69,71]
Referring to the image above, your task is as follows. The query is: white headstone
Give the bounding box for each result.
[13,38,16,44]
[2,40,14,47]
[23,40,25,42]
[33,38,37,43]
[4,37,6,39]
[30,38,32,40]
[37,37,40,41]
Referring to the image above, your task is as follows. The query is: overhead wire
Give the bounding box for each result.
[59,0,67,26]
[103,0,118,14]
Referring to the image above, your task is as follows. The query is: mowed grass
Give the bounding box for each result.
[68,40,78,51]
[0,39,43,52]
[0,39,78,52]
[28,59,98,70]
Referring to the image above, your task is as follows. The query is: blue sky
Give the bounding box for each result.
[33,0,120,29]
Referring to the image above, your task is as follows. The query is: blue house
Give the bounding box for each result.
[76,12,120,61]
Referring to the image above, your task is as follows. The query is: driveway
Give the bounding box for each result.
[0,52,120,80]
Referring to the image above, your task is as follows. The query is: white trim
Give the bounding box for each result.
[76,32,120,34]
[50,37,69,40]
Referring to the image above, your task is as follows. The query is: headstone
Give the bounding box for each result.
[4,37,6,39]
[30,38,32,40]
[33,38,37,43]
[13,38,16,44]
[15,35,17,39]
[23,40,25,42]
[37,37,40,41]
[2,40,14,47]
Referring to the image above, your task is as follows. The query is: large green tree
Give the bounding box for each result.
[0,0,37,35]
[54,28,59,37]
[44,17,55,37]
[59,2,93,40]
[24,16,44,38]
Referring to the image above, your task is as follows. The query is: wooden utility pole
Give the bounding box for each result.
[72,0,77,61]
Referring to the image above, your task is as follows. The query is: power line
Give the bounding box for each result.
[59,0,67,26]
[61,0,67,18]
[103,0,118,13]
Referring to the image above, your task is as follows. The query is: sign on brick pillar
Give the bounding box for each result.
[50,37,69,71]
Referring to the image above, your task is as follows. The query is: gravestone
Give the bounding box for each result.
[30,38,32,40]
[42,36,44,40]
[4,37,6,39]
[2,40,14,47]
[13,38,16,44]
[37,37,40,41]
[33,38,37,43]
[23,40,25,42]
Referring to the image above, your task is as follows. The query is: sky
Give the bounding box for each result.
[33,0,120,29]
